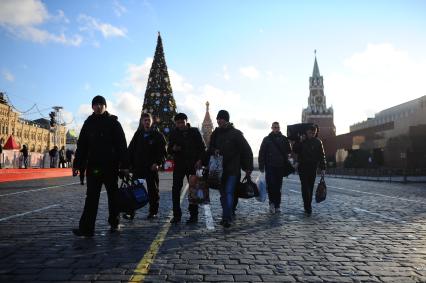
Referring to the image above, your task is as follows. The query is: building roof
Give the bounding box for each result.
[3,135,20,150]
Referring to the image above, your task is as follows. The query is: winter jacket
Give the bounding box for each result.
[167,125,206,170]
[128,127,167,176]
[293,137,326,170]
[59,149,66,161]
[73,111,128,173]
[207,123,253,175]
[20,147,29,157]
[258,132,291,171]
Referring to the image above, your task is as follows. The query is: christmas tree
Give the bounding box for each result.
[141,32,177,136]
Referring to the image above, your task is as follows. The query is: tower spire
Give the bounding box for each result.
[312,50,320,77]
[202,101,213,146]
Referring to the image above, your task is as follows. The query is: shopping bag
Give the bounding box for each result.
[282,159,295,177]
[315,176,327,203]
[118,177,149,212]
[236,176,259,199]
[255,173,267,202]
[163,159,175,172]
[188,169,210,204]
[207,154,223,190]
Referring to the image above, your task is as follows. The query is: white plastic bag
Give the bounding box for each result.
[255,173,267,202]
[207,154,223,190]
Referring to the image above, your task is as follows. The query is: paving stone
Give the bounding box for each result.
[204,275,235,282]
[2,174,426,282]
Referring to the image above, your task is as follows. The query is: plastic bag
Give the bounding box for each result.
[188,169,210,204]
[207,154,223,190]
[255,173,267,202]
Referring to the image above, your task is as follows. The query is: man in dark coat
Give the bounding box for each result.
[72,95,128,237]
[59,146,67,168]
[168,113,206,224]
[66,148,74,167]
[49,146,58,168]
[207,110,253,228]
[20,145,29,169]
[125,113,167,220]
[293,124,326,215]
[258,122,292,214]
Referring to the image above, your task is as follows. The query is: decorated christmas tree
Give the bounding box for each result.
[141,32,177,136]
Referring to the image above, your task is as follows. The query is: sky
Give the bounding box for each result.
[1,0,426,156]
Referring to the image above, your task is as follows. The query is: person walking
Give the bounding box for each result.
[207,110,253,228]
[293,124,326,215]
[20,145,29,169]
[59,146,67,168]
[125,113,167,220]
[168,113,206,224]
[49,146,58,168]
[66,148,74,168]
[258,122,292,214]
[72,95,128,237]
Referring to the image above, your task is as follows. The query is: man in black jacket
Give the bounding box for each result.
[72,95,128,237]
[125,113,167,220]
[168,113,206,224]
[258,122,291,214]
[207,110,253,228]
[293,124,326,215]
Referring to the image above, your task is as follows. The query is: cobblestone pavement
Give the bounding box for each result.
[1,172,426,282]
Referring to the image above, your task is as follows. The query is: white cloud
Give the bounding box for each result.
[60,109,74,125]
[239,66,260,79]
[123,58,153,93]
[83,83,91,91]
[0,0,47,26]
[327,43,426,134]
[113,0,127,17]
[51,9,70,24]
[0,0,82,46]
[2,69,15,82]
[169,69,193,93]
[78,14,127,38]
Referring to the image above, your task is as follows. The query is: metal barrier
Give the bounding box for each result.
[326,168,426,183]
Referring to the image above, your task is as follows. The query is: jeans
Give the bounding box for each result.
[220,175,238,222]
[265,166,284,208]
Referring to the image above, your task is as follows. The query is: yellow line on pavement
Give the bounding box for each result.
[129,184,188,283]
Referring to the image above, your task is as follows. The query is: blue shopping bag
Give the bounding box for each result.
[118,177,149,212]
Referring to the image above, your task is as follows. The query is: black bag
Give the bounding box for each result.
[269,137,295,177]
[315,176,327,203]
[236,176,259,199]
[287,123,314,141]
[118,177,149,212]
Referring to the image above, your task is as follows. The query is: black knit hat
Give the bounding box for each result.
[174,113,188,121]
[216,110,230,122]
[92,95,107,106]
